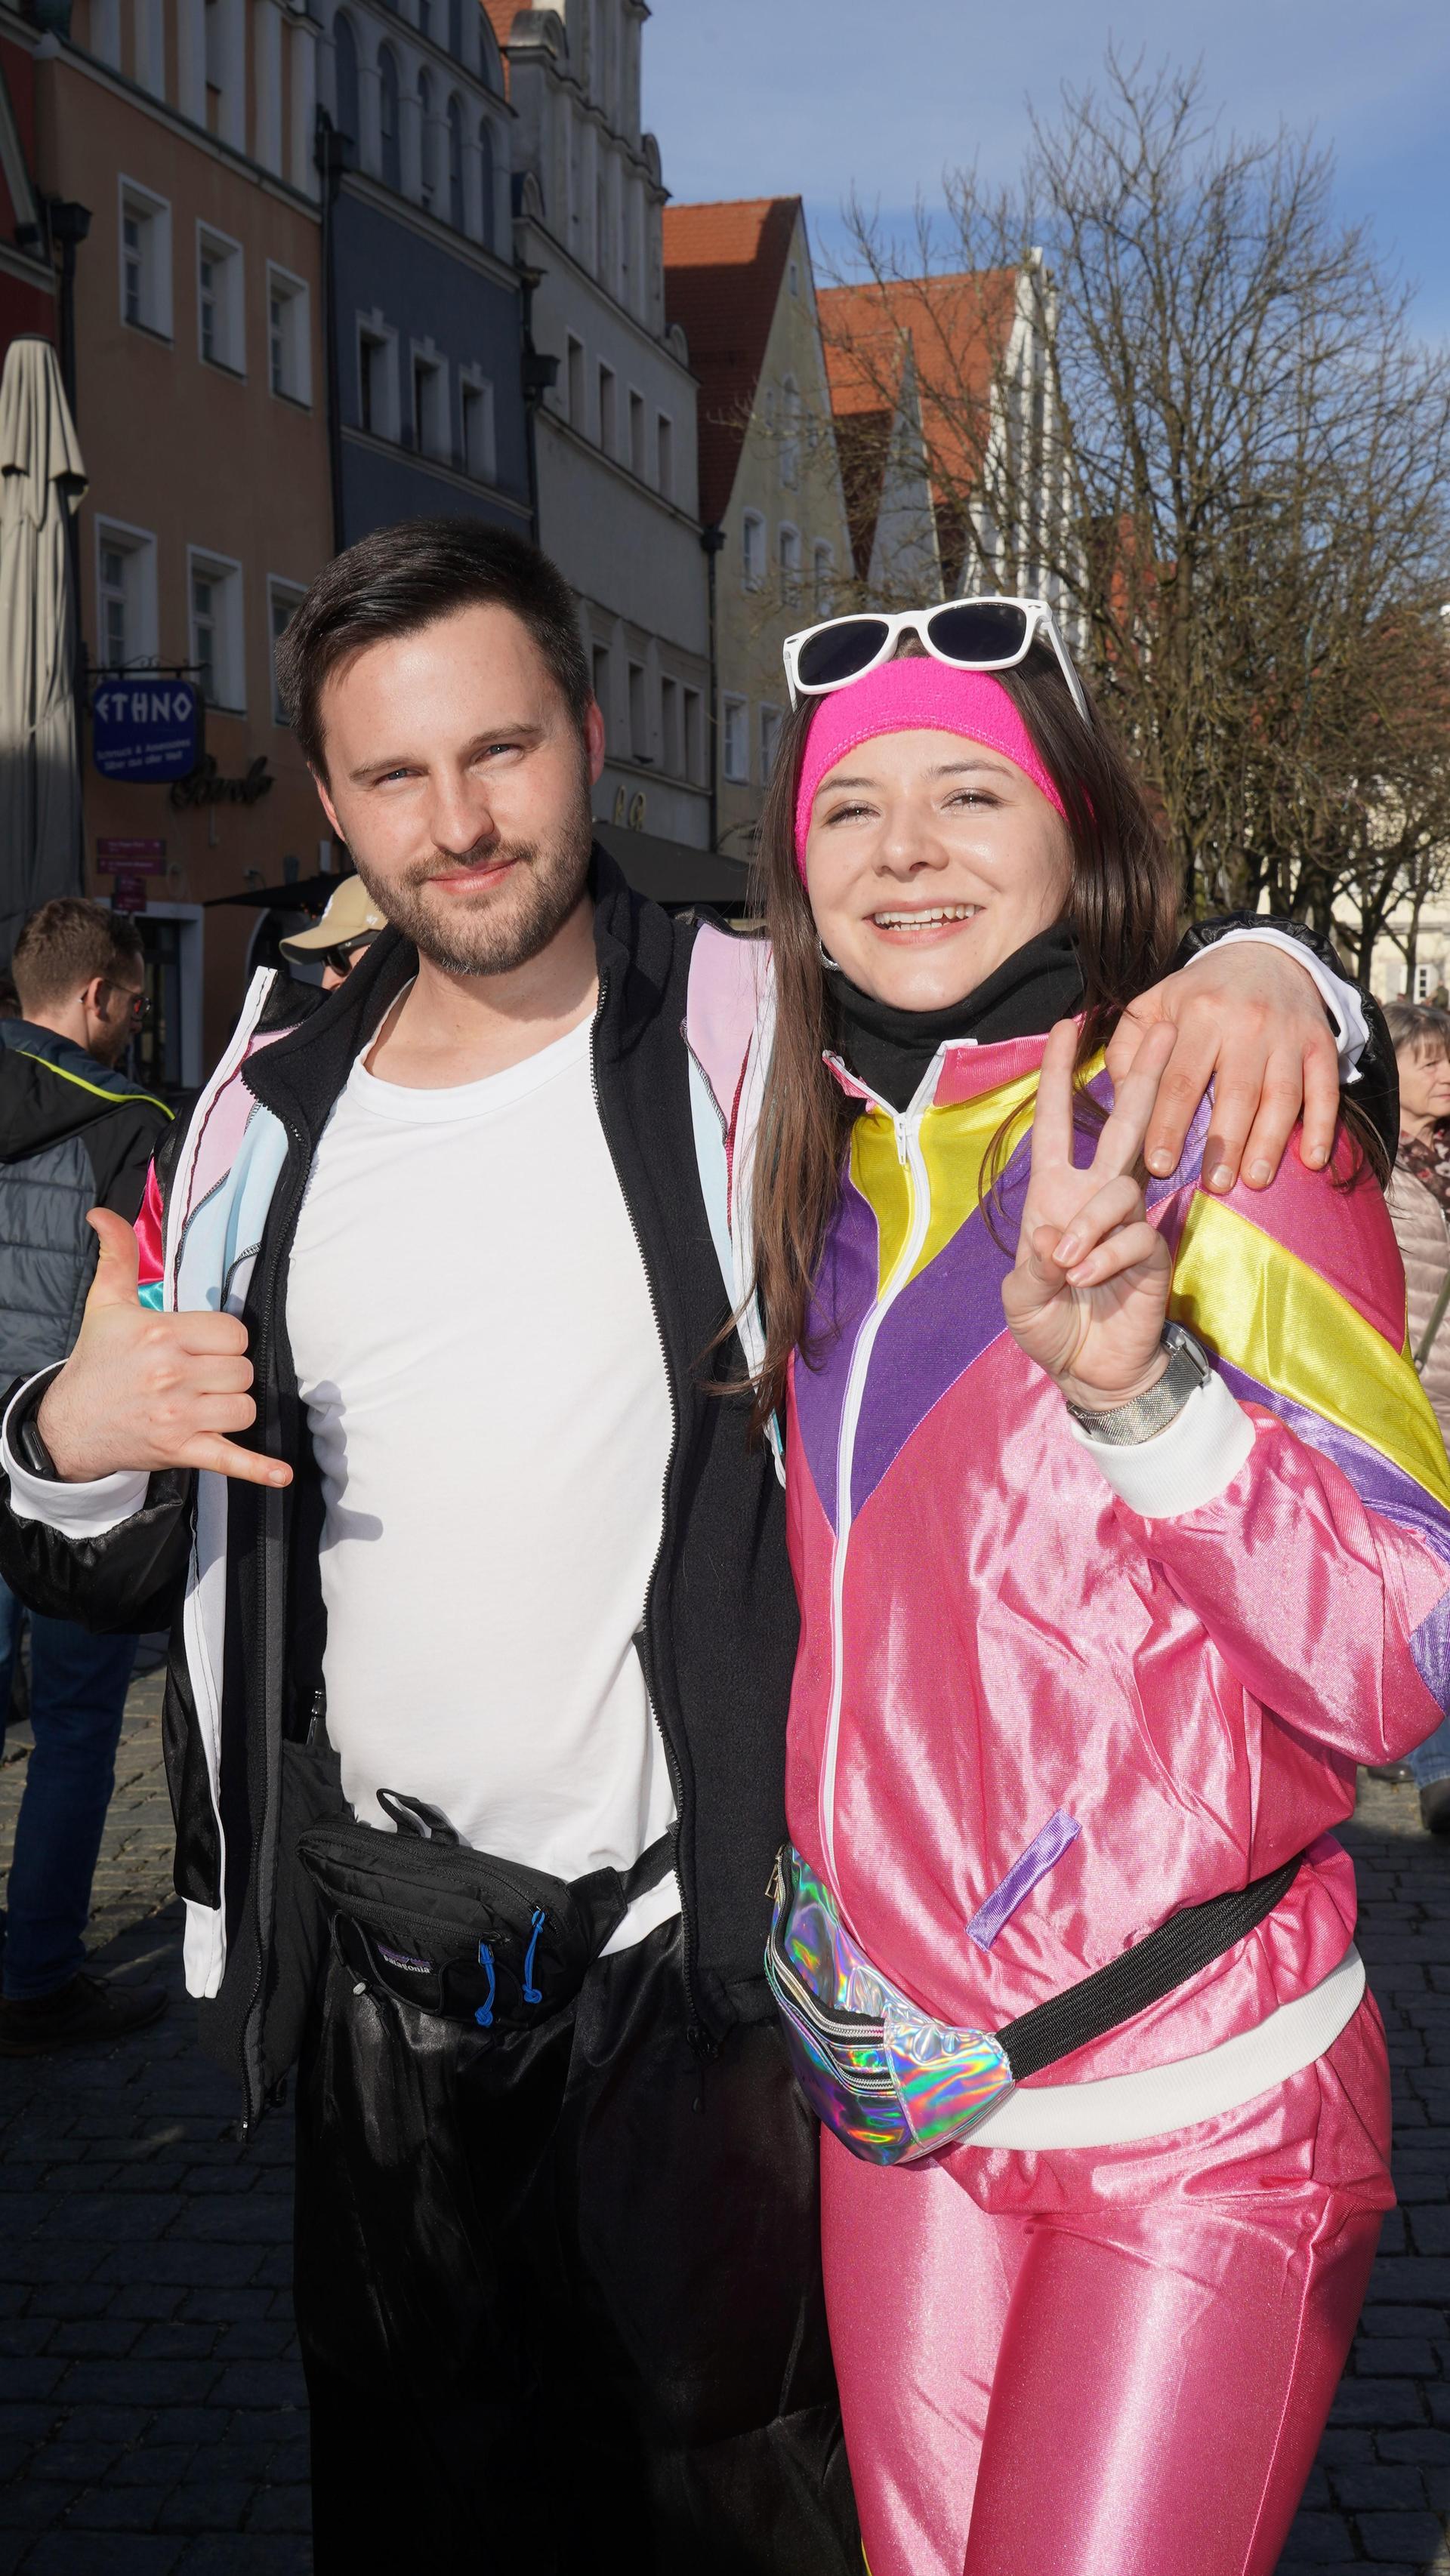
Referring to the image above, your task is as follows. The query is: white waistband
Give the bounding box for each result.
[964,1945,1365,2151]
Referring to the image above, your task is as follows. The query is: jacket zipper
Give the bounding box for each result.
[237,1105,311,2137]
[587,972,708,2048]
[819,1068,939,1906]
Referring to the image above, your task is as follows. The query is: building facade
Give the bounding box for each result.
[314,0,529,545]
[664,196,851,858]
[7,0,335,1075]
[488,0,710,855]
[0,32,53,352]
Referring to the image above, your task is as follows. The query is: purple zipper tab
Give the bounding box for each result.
[967,1810,1081,1952]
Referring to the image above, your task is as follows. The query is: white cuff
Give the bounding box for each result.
[1189,927,1368,1077]
[1070,1366,1255,1518]
[2,1376,152,1539]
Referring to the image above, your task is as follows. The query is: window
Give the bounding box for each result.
[723,698,750,784]
[416,0,430,37]
[118,180,171,337]
[188,548,245,710]
[91,0,121,68]
[478,119,495,251]
[566,334,585,427]
[447,96,464,231]
[447,0,463,57]
[628,661,647,761]
[656,411,673,501]
[813,541,835,616]
[412,347,447,458]
[760,704,782,782]
[779,523,802,598]
[741,511,764,591]
[203,0,223,128]
[597,362,616,454]
[267,267,310,404]
[332,11,359,145]
[268,577,306,723]
[94,522,158,671]
[788,258,800,297]
[460,374,495,481]
[417,70,435,208]
[357,318,399,439]
[378,45,401,190]
[660,676,680,777]
[197,226,244,372]
[628,388,645,479]
[683,687,702,785]
[781,375,801,488]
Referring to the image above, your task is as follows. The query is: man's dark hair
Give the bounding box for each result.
[276,518,593,776]
[12,898,143,1014]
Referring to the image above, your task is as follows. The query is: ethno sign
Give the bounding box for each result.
[169,755,274,811]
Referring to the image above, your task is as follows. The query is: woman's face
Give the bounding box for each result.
[802,727,1074,1010]
[1397,1040,1450,1131]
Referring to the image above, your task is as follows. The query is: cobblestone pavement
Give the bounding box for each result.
[1,1678,1448,2570]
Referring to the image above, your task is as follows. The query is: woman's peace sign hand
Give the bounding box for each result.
[1001,1019,1177,1411]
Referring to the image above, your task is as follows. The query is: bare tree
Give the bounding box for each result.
[821,54,1450,940]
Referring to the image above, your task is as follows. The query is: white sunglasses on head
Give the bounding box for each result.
[782,595,1089,723]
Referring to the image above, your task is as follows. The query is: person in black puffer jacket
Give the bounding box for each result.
[0,898,172,2053]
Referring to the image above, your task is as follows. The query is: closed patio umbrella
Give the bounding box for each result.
[0,334,87,966]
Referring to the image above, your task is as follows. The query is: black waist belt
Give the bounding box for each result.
[999,1851,1304,2082]
[299,1789,677,2032]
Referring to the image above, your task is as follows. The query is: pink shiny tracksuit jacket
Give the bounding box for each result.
[705,977,1450,2576]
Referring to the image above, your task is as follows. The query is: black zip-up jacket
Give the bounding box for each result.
[0,864,1396,2125]
[0,1019,172,1384]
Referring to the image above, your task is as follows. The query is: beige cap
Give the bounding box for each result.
[279,874,388,960]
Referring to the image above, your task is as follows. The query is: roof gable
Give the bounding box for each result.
[663,195,801,525]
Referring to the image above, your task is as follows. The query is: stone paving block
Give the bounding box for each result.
[1278,2510,1366,2562]
[29,2440,125,2483]
[0,2319,52,2356]
[56,2360,223,2408]
[156,2485,255,2534]
[174,2541,310,2576]
[1355,2337,1439,2377]
[113,2445,199,2486]
[209,2361,306,2410]
[1408,2207,1450,2255]
[131,2325,223,2362]
[51,2403,150,2445]
[0,2357,67,2401]
[1356,2510,1448,2561]
[245,2485,312,2533]
[1329,2377,1426,2427]
[67,2482,171,2530]
[23,2534,187,2574]
[47,2319,143,2359]
[110,2286,187,2323]
[1330,2462,1427,2509]
[101,2243,263,2289]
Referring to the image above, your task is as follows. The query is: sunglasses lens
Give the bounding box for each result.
[926,602,1032,666]
[795,617,892,692]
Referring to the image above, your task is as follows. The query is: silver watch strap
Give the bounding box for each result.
[1064,1323,1212,1446]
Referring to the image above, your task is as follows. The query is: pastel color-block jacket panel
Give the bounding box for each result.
[701,963,1450,2090]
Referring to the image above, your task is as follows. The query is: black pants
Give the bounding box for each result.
[294,1917,860,2574]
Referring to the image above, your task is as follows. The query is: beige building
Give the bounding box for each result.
[12,0,333,1077]
[664,196,851,858]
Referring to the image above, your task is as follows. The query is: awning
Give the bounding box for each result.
[0,337,87,963]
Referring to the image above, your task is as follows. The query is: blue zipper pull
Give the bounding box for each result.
[474,1940,495,2029]
[522,1909,546,2005]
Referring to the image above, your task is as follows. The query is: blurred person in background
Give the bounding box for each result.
[0,900,172,2051]
[1384,998,1450,1832]
[279,874,389,991]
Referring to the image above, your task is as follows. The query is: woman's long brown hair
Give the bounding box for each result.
[745,643,1180,1440]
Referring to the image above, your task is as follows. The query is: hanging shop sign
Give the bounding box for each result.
[111,872,149,914]
[92,680,202,783]
[169,754,274,811]
[97,838,166,874]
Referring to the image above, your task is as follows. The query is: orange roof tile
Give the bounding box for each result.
[663,196,802,525]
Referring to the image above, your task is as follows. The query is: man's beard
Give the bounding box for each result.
[354,790,594,978]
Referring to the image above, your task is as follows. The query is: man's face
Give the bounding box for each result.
[311,602,605,979]
[90,973,144,1067]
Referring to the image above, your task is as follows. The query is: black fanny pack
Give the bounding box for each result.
[298,1790,676,2030]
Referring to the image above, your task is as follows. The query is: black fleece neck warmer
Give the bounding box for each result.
[828,921,1084,1111]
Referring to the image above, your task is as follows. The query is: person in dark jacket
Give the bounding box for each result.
[0,525,1390,2572]
[0,898,172,2052]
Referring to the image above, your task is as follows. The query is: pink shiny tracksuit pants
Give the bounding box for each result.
[821,1998,1394,2576]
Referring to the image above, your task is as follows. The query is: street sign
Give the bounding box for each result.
[97,839,165,873]
[91,680,202,783]
[111,872,149,914]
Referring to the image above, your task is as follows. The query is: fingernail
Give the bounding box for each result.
[1146,1147,1173,1176]
[1248,1159,1272,1187]
[1055,1234,1080,1266]
[1208,1163,1233,1193]
[1307,1144,1328,1168]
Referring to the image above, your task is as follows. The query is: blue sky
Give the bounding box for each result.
[643,0,1449,342]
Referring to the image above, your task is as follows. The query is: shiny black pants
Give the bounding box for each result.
[294,1918,859,2574]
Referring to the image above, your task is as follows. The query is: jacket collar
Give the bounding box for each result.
[243,844,665,1144]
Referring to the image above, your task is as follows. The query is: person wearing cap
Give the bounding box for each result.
[279,875,389,989]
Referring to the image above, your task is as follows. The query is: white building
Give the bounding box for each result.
[486,1,711,852]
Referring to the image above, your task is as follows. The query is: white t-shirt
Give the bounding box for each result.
[283,1013,680,1952]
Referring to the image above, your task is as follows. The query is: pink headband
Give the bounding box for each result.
[792,661,1066,878]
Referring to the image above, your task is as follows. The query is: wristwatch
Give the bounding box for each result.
[3,1370,61,1480]
[1064,1323,1213,1446]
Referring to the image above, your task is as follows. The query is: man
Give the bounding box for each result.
[0,524,1385,2568]
[279,871,388,991]
[0,898,171,2053]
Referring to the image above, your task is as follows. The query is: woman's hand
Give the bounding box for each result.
[1001,1021,1176,1409]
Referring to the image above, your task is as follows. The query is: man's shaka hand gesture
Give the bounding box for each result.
[35,1209,292,1489]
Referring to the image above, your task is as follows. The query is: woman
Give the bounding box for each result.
[722,612,1450,2576]
[1384,997,1450,1831]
